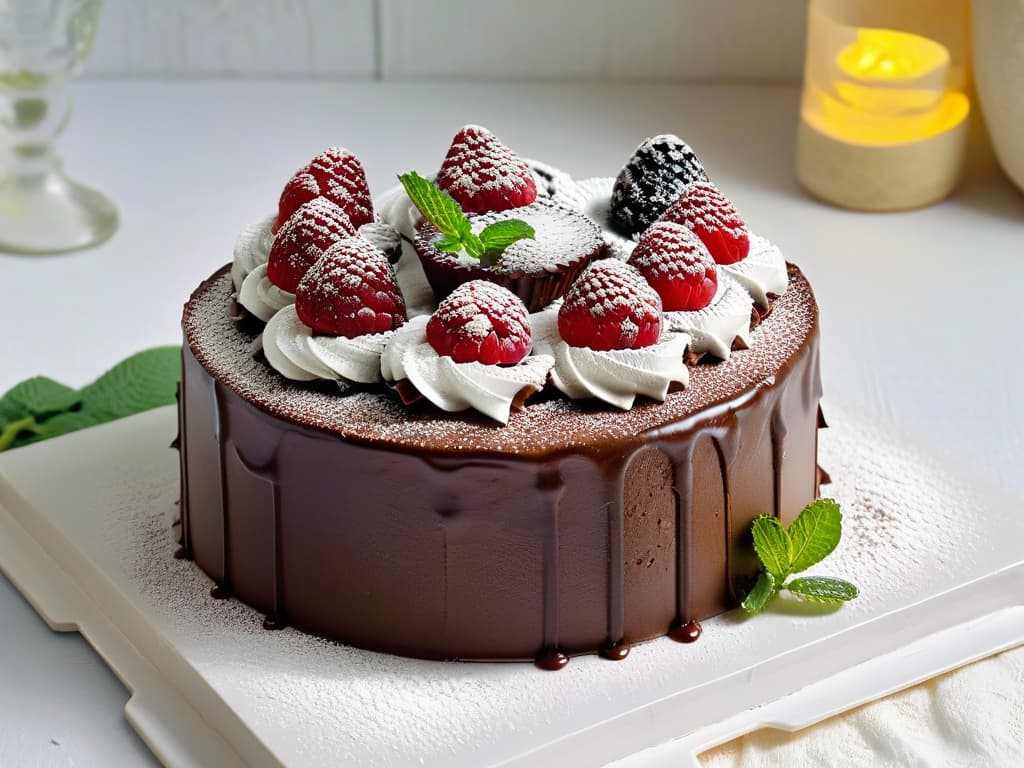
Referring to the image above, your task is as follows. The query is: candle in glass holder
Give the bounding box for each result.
[796,0,970,211]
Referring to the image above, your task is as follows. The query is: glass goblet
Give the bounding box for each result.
[0,0,117,254]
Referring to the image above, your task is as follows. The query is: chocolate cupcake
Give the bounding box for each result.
[413,198,603,312]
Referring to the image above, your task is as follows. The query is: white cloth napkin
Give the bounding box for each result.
[701,647,1024,767]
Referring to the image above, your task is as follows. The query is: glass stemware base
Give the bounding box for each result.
[0,165,117,254]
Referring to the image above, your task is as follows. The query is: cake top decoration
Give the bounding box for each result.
[294,237,407,338]
[398,170,535,264]
[274,146,373,233]
[660,181,751,265]
[610,134,709,237]
[557,260,662,352]
[436,124,538,213]
[628,221,718,311]
[426,281,532,365]
[267,198,355,293]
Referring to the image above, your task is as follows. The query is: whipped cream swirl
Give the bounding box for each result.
[531,307,690,410]
[722,234,788,310]
[238,263,295,322]
[663,271,754,360]
[380,315,553,424]
[231,215,275,291]
[263,304,392,384]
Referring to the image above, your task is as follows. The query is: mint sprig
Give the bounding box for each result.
[398,171,534,263]
[741,498,859,614]
[0,346,181,452]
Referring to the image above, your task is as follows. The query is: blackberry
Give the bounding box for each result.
[609,135,709,238]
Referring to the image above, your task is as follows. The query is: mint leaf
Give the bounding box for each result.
[463,231,485,260]
[741,571,776,614]
[788,498,842,573]
[397,171,531,265]
[435,234,463,253]
[785,576,858,604]
[398,171,471,240]
[1,376,80,419]
[479,219,535,255]
[751,514,792,580]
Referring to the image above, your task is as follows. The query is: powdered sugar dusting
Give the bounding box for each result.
[610,135,709,236]
[629,221,716,281]
[560,260,661,341]
[436,125,535,203]
[269,198,355,290]
[74,399,1001,767]
[662,181,748,242]
[417,198,603,276]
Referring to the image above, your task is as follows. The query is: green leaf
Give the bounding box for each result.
[77,347,180,422]
[788,498,843,573]
[751,514,792,580]
[462,231,485,260]
[741,571,776,614]
[0,346,182,452]
[0,396,24,428]
[785,576,859,604]
[435,234,463,253]
[0,417,38,451]
[0,376,80,419]
[398,171,472,240]
[478,219,535,256]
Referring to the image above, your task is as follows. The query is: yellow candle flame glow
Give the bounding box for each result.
[832,28,951,117]
[838,29,946,81]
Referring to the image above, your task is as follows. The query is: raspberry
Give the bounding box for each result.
[660,182,750,265]
[628,221,718,311]
[274,147,374,232]
[426,281,532,365]
[436,125,538,213]
[609,135,708,237]
[294,237,407,338]
[558,260,662,351]
[266,198,355,293]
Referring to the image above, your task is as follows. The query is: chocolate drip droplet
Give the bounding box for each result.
[263,614,288,631]
[534,649,569,671]
[210,583,232,599]
[668,619,702,643]
[599,639,631,661]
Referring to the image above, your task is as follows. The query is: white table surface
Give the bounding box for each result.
[0,80,1021,767]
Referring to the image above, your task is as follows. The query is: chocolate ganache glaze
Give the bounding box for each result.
[178,263,822,667]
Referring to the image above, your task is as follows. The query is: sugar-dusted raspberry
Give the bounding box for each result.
[294,237,406,338]
[436,125,538,213]
[609,134,708,237]
[266,198,355,293]
[660,182,750,265]
[558,260,662,351]
[426,280,532,365]
[628,221,718,311]
[274,147,373,232]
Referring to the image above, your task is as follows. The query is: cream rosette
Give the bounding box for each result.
[380,315,553,424]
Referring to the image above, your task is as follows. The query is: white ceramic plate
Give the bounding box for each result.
[0,403,1021,768]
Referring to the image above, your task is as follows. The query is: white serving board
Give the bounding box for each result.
[0,403,1021,768]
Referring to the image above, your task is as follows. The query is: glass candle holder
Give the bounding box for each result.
[0,0,117,254]
[796,0,971,211]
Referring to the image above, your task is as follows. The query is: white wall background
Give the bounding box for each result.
[87,0,808,83]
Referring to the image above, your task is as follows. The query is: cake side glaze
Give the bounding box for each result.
[177,264,822,663]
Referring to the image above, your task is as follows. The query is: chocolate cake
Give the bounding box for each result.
[176,127,825,669]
